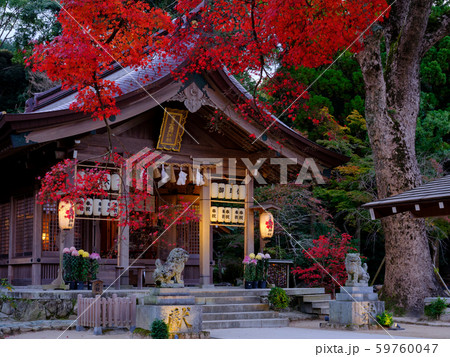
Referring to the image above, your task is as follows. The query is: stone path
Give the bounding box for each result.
[0,319,76,338]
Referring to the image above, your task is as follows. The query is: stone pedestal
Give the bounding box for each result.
[328,286,384,328]
[136,288,202,334]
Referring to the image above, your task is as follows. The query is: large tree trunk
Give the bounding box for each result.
[357,0,442,314]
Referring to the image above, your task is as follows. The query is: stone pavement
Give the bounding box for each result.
[209,327,415,339]
[0,319,76,338]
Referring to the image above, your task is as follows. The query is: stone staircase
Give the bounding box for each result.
[190,289,289,329]
[298,293,331,317]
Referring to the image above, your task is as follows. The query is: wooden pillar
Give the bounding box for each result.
[118,225,129,285]
[244,176,255,256]
[32,198,42,285]
[118,167,129,285]
[199,171,213,287]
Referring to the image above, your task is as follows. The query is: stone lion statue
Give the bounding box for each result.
[345,253,370,286]
[153,248,189,287]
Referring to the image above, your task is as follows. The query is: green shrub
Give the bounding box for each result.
[150,319,169,339]
[376,311,393,327]
[424,297,449,320]
[268,287,290,309]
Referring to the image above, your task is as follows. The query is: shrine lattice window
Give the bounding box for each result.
[14,196,34,257]
[0,202,10,259]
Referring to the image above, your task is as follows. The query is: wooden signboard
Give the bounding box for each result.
[92,280,103,295]
[157,108,188,152]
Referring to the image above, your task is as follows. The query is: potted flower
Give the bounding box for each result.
[243,253,257,289]
[256,253,265,288]
[89,253,101,281]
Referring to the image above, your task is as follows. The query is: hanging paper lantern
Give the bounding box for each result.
[93,199,102,216]
[84,198,93,216]
[210,206,218,222]
[110,200,119,217]
[224,207,232,223]
[111,174,120,191]
[225,184,233,199]
[58,200,75,230]
[231,208,239,223]
[101,199,110,216]
[238,208,245,223]
[260,212,274,238]
[218,207,225,222]
[218,184,226,199]
[239,184,246,200]
[77,171,85,187]
[211,183,219,198]
[232,185,239,200]
[75,198,85,215]
[102,173,111,191]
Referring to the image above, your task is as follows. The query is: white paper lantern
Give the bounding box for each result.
[232,185,239,200]
[58,200,74,230]
[93,199,102,216]
[84,198,93,216]
[224,207,232,223]
[211,183,219,198]
[101,199,110,216]
[260,212,274,238]
[238,208,245,223]
[210,206,218,222]
[75,198,85,215]
[110,200,119,217]
[101,173,111,191]
[111,173,120,191]
[239,184,246,200]
[225,184,233,199]
[231,208,239,223]
[218,207,225,222]
[77,171,85,187]
[218,184,226,199]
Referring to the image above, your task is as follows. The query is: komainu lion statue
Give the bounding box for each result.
[345,253,370,286]
[153,248,189,286]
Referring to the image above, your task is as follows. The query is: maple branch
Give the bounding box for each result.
[421,11,450,57]
[250,0,266,108]
[92,74,114,152]
[105,19,125,45]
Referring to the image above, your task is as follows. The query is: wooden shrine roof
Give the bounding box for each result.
[362,175,450,219]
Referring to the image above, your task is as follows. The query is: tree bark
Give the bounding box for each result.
[357,0,444,314]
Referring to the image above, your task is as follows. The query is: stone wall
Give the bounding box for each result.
[1,290,144,322]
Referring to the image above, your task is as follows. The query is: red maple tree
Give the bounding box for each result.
[28,0,389,128]
[291,232,356,297]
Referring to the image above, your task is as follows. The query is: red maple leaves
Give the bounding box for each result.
[27,0,389,125]
[291,233,357,296]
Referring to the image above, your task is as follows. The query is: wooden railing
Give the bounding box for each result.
[76,294,137,335]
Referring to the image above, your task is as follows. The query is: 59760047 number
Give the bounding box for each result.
[375,344,438,354]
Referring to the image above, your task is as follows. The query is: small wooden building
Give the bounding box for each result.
[0,57,346,287]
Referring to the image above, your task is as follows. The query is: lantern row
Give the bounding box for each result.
[77,171,121,192]
[75,198,119,217]
[210,206,245,224]
[211,183,246,200]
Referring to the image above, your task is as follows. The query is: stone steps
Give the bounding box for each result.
[302,294,331,302]
[190,287,325,297]
[195,295,260,305]
[202,303,269,313]
[300,294,331,316]
[203,311,278,321]
[202,318,289,330]
[195,290,289,329]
